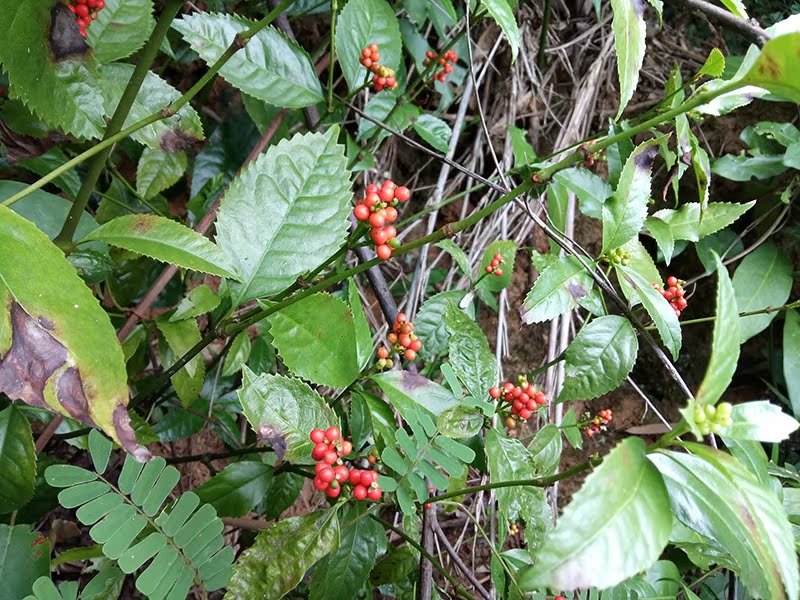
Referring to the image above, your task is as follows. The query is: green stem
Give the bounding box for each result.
[327,0,337,112]
[648,421,690,451]
[2,0,296,214]
[646,299,800,330]
[165,444,268,465]
[53,0,184,250]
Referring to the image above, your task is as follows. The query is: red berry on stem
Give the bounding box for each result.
[667,276,678,287]
[378,347,389,359]
[369,211,385,228]
[354,204,370,220]
[377,188,394,203]
[377,244,392,260]
[349,469,362,485]
[494,268,503,277]
[326,485,341,498]
[334,465,349,481]
[353,485,368,500]
[310,428,325,444]
[368,487,382,501]
[312,442,328,460]
[489,386,501,399]
[405,349,417,361]
[394,186,411,202]
[323,450,339,464]
[319,467,335,483]
[325,426,341,442]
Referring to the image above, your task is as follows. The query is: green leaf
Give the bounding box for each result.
[784,310,800,418]
[99,63,204,150]
[697,47,726,78]
[712,153,787,181]
[718,0,748,18]
[559,315,639,401]
[372,371,459,418]
[696,254,739,405]
[194,461,273,517]
[357,94,420,143]
[16,148,82,198]
[81,215,239,279]
[437,405,484,438]
[226,509,339,599]
[743,33,800,104]
[617,266,681,360]
[0,405,36,513]
[412,115,452,152]
[436,240,472,281]
[336,0,402,91]
[157,317,206,407]
[651,444,799,600]
[268,293,360,388]
[529,424,563,476]
[173,13,323,108]
[170,285,220,322]
[86,0,155,63]
[725,400,800,442]
[216,127,352,305]
[733,242,792,342]
[481,0,521,60]
[136,149,187,200]
[478,240,517,292]
[561,408,583,449]
[610,0,646,118]
[415,291,470,358]
[0,525,50,599]
[0,0,105,139]
[647,201,755,243]
[508,125,536,168]
[0,206,142,457]
[309,505,386,600]
[238,368,338,464]
[553,168,612,219]
[602,137,661,252]
[347,284,372,371]
[616,238,661,306]
[1,184,96,243]
[79,566,125,600]
[520,256,594,324]
[445,306,498,404]
[263,471,305,520]
[222,331,252,378]
[520,438,671,591]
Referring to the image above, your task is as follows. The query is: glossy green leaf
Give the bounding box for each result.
[412,115,452,152]
[481,0,520,60]
[743,33,800,104]
[238,368,338,464]
[263,471,305,520]
[521,438,671,591]
[610,0,646,118]
[725,400,800,442]
[309,505,386,600]
[99,63,204,150]
[194,461,273,518]
[226,510,339,599]
[348,283,372,371]
[602,137,661,252]
[170,285,221,322]
[0,206,142,457]
[696,254,739,405]
[222,331,252,378]
[216,127,352,305]
[336,0,402,91]
[733,242,793,342]
[81,215,239,279]
[415,291,470,358]
[647,201,754,243]
[268,293,360,388]
[529,425,563,476]
[372,370,459,418]
[1,182,98,242]
[712,153,788,181]
[697,47,726,78]
[784,310,800,418]
[173,13,323,108]
[520,256,594,324]
[651,444,799,600]
[16,148,81,198]
[561,408,583,449]
[135,149,187,200]
[560,316,639,401]
[445,306,497,404]
[437,405,484,438]
[0,405,36,513]
[0,525,50,599]
[357,94,420,143]
[86,0,155,63]
[617,266,681,360]
[553,168,612,219]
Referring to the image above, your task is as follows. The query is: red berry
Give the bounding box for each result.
[334,465,349,481]
[371,227,390,245]
[520,408,533,420]
[485,265,493,273]
[319,467,336,483]
[396,312,407,323]
[315,462,328,474]
[354,203,370,220]
[313,476,329,490]
[410,339,422,352]
[361,470,376,485]
[377,244,392,260]
[405,349,417,361]
[310,428,325,444]
[489,387,501,399]
[383,225,397,240]
[341,441,353,455]
[377,188,394,202]
[349,469,362,485]
[494,268,503,276]
[311,442,328,461]
[325,426,341,442]
[369,43,379,53]
[326,485,341,498]
[323,450,339,464]
[378,347,389,359]
[394,186,411,202]
[353,485,368,500]
[76,4,89,17]
[384,206,398,222]
[667,276,678,287]
[367,487,382,501]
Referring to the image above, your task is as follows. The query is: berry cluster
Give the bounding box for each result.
[310,427,383,500]
[489,377,548,429]
[484,253,504,277]
[359,44,398,92]
[693,402,732,435]
[585,409,613,438]
[384,312,423,362]
[66,0,106,38]
[353,180,411,260]
[606,247,630,266]
[423,49,458,83]
[651,276,687,317]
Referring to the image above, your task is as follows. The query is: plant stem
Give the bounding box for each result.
[165,445,269,464]
[646,299,800,330]
[52,0,184,250]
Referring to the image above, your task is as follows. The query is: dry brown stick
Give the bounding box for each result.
[431,515,492,600]
[670,0,770,45]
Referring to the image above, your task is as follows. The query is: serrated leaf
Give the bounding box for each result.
[268,293,360,388]
[372,371,459,418]
[336,0,402,91]
[357,94,420,143]
[194,461,273,517]
[238,368,338,464]
[651,444,799,600]
[226,510,339,600]
[81,215,239,279]
[560,315,639,401]
[561,408,583,449]
[173,13,323,108]
[521,438,671,591]
[157,317,205,407]
[216,127,352,305]
[99,63,204,150]
[436,240,472,281]
[610,0,646,118]
[617,266,681,360]
[437,405,484,438]
[0,525,51,599]
[0,405,36,513]
[520,256,594,324]
[602,137,661,252]
[412,115,451,152]
[616,238,661,306]
[478,240,517,292]
[86,0,155,63]
[712,153,788,181]
[135,149,187,200]
[414,291,470,358]
[743,33,800,104]
[733,242,792,342]
[222,331,252,378]
[784,310,800,418]
[697,47,726,78]
[481,0,520,60]
[170,285,220,322]
[553,168,612,219]
[528,425,563,476]
[647,201,755,243]
[0,206,142,457]
[445,306,497,403]
[725,400,800,442]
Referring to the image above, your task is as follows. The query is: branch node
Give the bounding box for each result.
[443,224,456,238]
[234,33,247,50]
[161,105,174,118]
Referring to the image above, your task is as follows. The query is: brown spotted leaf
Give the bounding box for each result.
[0,205,147,460]
[743,34,800,104]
